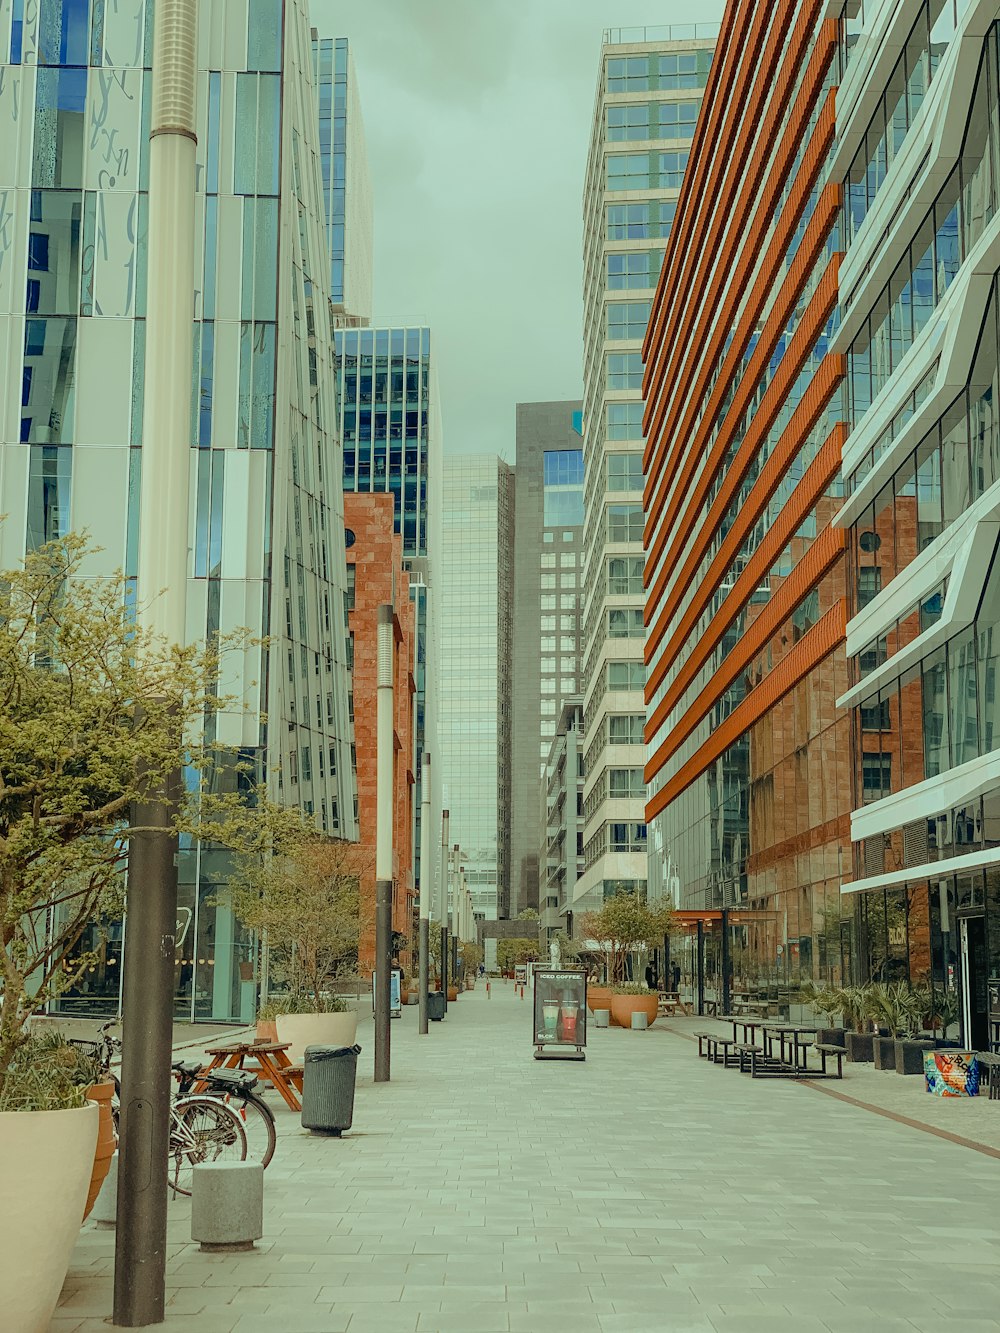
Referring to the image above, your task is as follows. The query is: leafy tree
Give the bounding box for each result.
[581,892,673,985]
[0,534,320,1096]
[496,937,540,971]
[227,836,371,1010]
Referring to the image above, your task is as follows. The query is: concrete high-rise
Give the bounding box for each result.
[2,0,358,1020]
[577,27,716,919]
[440,455,514,926]
[510,402,585,916]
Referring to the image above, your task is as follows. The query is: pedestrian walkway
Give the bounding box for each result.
[57,982,1000,1332]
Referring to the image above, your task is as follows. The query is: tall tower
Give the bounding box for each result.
[576,27,716,916]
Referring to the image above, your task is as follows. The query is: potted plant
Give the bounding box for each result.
[609,983,659,1029]
[581,891,672,1026]
[839,985,877,1062]
[228,836,371,1062]
[800,983,847,1046]
[255,998,286,1043]
[462,942,483,989]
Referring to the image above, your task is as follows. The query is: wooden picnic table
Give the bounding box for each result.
[721,1015,763,1046]
[198,1039,302,1112]
[658,990,690,1016]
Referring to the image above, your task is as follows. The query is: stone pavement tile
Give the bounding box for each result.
[338,1308,422,1333]
[509,1316,603,1333]
[708,1316,833,1332]
[598,1317,716,1333]
[318,1283,404,1302]
[415,1312,510,1333]
[230,1310,350,1333]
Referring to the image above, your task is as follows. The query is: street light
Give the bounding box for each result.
[374,605,394,1083]
[114,0,198,1324]
[418,753,431,1035]
[439,809,449,1010]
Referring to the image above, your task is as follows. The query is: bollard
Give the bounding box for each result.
[520,985,524,1000]
[486,981,491,999]
[594,1009,610,1028]
[631,1011,649,1030]
[91,1153,119,1229]
[191,1161,264,1252]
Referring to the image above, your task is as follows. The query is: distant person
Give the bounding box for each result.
[672,962,681,993]
[644,963,657,991]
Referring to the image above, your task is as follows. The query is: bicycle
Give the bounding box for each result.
[172,1059,277,1169]
[69,1020,249,1195]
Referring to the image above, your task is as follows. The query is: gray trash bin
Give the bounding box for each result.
[427,991,446,1022]
[301,1044,361,1135]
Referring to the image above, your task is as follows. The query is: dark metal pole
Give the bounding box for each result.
[451,935,459,982]
[113,763,179,1326]
[721,909,731,1016]
[441,925,449,1008]
[663,932,670,991]
[418,917,429,1033]
[440,810,449,1013]
[374,878,391,1082]
[696,920,705,1017]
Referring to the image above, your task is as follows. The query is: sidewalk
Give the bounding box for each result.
[56,982,1000,1332]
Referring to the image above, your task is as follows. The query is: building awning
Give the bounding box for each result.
[841,844,1000,895]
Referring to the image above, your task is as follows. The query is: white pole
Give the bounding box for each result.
[374,605,394,1082]
[114,0,197,1323]
[418,752,431,1034]
[440,810,449,1006]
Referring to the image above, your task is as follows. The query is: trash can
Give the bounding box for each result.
[301,1044,361,1135]
[427,991,446,1022]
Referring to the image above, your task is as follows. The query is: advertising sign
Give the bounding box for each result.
[532,969,587,1061]
[514,964,528,987]
[372,969,402,1018]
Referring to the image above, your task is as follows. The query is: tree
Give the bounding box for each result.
[227,836,371,1009]
[581,892,673,985]
[496,937,540,972]
[0,533,326,1096]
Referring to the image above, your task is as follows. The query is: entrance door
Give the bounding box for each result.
[959,915,989,1050]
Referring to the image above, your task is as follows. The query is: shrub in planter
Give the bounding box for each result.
[272,991,356,1063]
[609,983,658,1030]
[845,1032,875,1062]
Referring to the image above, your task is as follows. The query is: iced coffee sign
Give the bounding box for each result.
[532,969,587,1062]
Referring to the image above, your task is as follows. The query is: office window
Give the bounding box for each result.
[607,352,644,389]
[607,56,650,93]
[607,250,663,290]
[607,301,651,340]
[658,100,700,139]
[607,104,650,140]
[606,153,651,191]
[609,607,644,638]
[607,453,644,491]
[608,661,645,691]
[609,714,645,744]
[606,402,645,440]
[608,556,644,594]
[607,504,643,542]
[609,768,646,798]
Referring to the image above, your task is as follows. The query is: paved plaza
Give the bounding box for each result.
[56,985,1000,1332]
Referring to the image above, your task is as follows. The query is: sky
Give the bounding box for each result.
[310,0,727,460]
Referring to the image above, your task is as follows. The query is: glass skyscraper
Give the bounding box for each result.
[0,0,357,1021]
[311,34,373,326]
[440,456,514,928]
[335,326,443,906]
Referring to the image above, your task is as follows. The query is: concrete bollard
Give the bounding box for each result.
[631,1011,649,1030]
[90,1153,118,1228]
[191,1161,264,1252]
[594,1009,610,1028]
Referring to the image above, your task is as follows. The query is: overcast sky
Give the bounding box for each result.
[310,0,727,460]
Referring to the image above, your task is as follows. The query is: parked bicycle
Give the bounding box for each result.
[172,1059,277,1168]
[69,1020,249,1195]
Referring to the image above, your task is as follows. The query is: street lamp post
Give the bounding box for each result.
[418,752,430,1035]
[451,845,460,982]
[114,0,197,1324]
[374,605,394,1083]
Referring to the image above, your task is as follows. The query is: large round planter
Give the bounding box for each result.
[610,994,658,1029]
[0,1102,98,1332]
[83,1081,117,1221]
[276,1011,358,1063]
[586,986,612,1015]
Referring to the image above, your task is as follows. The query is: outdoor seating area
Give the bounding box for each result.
[695,1017,846,1080]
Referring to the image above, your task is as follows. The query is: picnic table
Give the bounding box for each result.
[761,1023,819,1071]
[720,1014,764,1046]
[197,1039,302,1112]
[658,991,690,1016]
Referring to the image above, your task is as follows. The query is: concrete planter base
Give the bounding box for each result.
[873,1036,897,1069]
[845,1032,874,1062]
[895,1039,936,1074]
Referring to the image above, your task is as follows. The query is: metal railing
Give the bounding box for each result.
[603,23,721,45]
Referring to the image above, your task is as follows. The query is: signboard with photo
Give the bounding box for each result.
[532,969,587,1061]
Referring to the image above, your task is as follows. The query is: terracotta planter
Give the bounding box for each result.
[83,1081,117,1221]
[586,986,612,1015]
[610,994,658,1029]
[276,1011,358,1063]
[447,986,459,1002]
[0,1102,98,1332]
[256,1018,278,1043]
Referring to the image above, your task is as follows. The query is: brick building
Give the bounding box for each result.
[345,494,417,975]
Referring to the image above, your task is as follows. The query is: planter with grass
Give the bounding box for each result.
[609,984,658,1030]
[873,1035,897,1069]
[845,1032,875,1062]
[895,1037,936,1074]
[274,993,357,1062]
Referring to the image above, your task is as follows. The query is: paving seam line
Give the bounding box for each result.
[661,1021,1000,1162]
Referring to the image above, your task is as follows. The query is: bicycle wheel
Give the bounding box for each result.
[224,1090,277,1169]
[169,1095,247,1197]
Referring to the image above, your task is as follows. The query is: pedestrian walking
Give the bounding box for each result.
[644,963,657,990]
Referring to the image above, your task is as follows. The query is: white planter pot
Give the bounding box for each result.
[0,1102,98,1332]
[276,1011,358,1063]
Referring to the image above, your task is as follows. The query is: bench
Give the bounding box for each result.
[709,1037,739,1067]
[736,1043,762,1075]
[812,1043,846,1080]
[695,1030,716,1059]
[976,1051,1000,1100]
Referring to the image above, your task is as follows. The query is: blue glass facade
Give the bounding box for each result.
[311,35,347,306]
[335,326,433,559]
